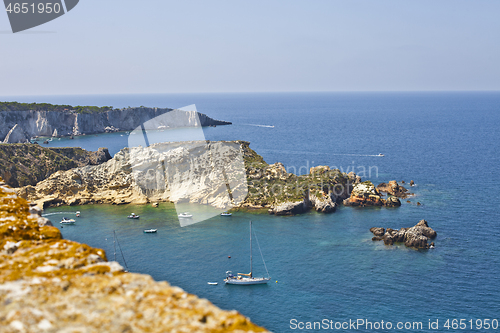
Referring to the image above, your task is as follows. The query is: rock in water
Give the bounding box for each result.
[377,180,412,198]
[370,219,437,249]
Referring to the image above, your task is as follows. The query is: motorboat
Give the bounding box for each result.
[220,211,232,216]
[224,221,271,285]
[178,212,193,218]
[143,229,157,233]
[76,211,81,217]
[377,153,385,157]
[60,217,76,225]
[128,213,140,219]
[207,282,218,285]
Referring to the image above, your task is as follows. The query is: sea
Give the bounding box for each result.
[7,92,500,332]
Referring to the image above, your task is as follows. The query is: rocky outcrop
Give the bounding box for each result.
[2,124,28,143]
[309,192,337,213]
[0,107,231,142]
[0,178,267,332]
[377,180,413,198]
[343,181,401,207]
[268,199,309,215]
[370,220,437,249]
[0,144,111,188]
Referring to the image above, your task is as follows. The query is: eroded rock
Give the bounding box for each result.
[370,219,437,249]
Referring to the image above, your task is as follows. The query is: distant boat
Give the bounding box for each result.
[224,221,271,285]
[178,212,193,218]
[221,212,232,216]
[76,211,81,217]
[143,229,157,233]
[60,217,75,225]
[377,153,384,157]
[128,213,140,219]
[207,282,218,285]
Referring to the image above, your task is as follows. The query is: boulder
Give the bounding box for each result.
[377,180,412,198]
[3,124,28,143]
[268,199,309,216]
[343,181,383,206]
[383,196,401,207]
[370,220,437,249]
[369,227,385,236]
[309,192,337,213]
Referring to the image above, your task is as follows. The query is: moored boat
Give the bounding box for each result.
[220,211,232,216]
[143,228,157,233]
[224,221,271,285]
[178,212,193,218]
[60,217,76,225]
[128,213,140,219]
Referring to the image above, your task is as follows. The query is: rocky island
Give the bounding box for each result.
[370,220,437,249]
[0,102,231,143]
[0,178,267,332]
[14,140,402,215]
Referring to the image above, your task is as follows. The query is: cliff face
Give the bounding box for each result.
[0,144,111,188]
[0,178,267,332]
[0,108,231,142]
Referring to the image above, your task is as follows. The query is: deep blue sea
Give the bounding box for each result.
[9,92,500,332]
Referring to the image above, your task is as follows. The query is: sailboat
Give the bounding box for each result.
[113,230,129,273]
[224,221,270,285]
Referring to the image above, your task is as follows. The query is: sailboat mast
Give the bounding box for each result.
[113,230,117,261]
[250,221,252,278]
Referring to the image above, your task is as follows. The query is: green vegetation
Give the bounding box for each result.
[0,102,115,114]
[0,144,106,188]
[241,141,353,207]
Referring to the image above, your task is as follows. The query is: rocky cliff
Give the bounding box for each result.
[0,144,111,188]
[0,178,267,332]
[16,141,359,214]
[0,107,231,143]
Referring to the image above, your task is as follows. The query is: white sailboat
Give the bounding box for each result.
[224,221,270,285]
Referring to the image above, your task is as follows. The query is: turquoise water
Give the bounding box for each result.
[35,92,500,332]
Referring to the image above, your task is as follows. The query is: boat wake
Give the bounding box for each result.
[242,123,275,128]
[42,212,79,216]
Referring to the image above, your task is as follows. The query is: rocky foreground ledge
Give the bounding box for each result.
[0,178,267,332]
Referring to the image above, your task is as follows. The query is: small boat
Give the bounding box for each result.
[224,221,271,285]
[178,212,193,218]
[220,212,232,216]
[60,217,76,225]
[377,153,384,157]
[128,213,140,219]
[76,211,81,217]
[143,229,157,233]
[207,282,218,285]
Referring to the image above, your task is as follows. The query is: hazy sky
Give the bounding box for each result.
[1,0,499,95]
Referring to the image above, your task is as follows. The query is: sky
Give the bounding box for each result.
[1,0,499,95]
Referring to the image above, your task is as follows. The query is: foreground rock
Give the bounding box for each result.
[343,181,401,207]
[0,178,267,332]
[370,220,437,249]
[0,144,111,188]
[377,180,413,198]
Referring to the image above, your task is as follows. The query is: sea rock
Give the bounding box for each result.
[310,165,330,175]
[370,220,437,249]
[383,196,402,207]
[3,124,28,143]
[369,227,385,237]
[410,180,415,186]
[343,181,383,206]
[309,191,337,213]
[377,180,412,198]
[268,199,309,215]
[0,178,267,332]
